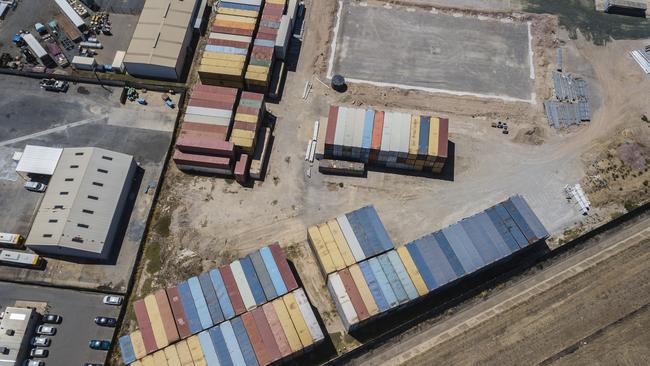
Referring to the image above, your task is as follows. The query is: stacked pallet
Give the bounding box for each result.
[245,0,285,92]
[173,84,238,175]
[199,1,262,88]
[307,205,394,277]
[324,106,449,173]
[325,195,549,330]
[120,243,320,364]
[229,91,265,153]
[124,289,324,366]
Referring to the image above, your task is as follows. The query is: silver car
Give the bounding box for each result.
[102,295,123,305]
[24,181,47,192]
[36,325,56,335]
[31,337,50,347]
[30,348,48,357]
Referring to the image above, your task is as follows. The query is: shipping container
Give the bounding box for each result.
[328,220,356,267]
[208,326,233,366]
[395,247,428,296]
[187,335,208,366]
[198,331,220,366]
[134,299,158,354]
[262,303,292,357]
[240,256,267,305]
[338,268,370,321]
[188,276,214,329]
[166,286,192,338]
[250,251,278,301]
[231,260,257,311]
[155,289,180,343]
[282,291,312,347]
[260,246,288,296]
[130,331,148,360]
[175,340,195,366]
[368,257,398,308]
[251,307,282,363]
[271,298,302,352]
[307,225,335,275]
[199,272,225,325]
[164,345,182,366]
[231,317,260,366]
[210,268,236,320]
[178,281,204,334]
[220,321,247,366]
[293,288,325,343]
[327,272,358,330]
[141,355,155,366]
[319,223,345,271]
[358,260,389,312]
[348,264,380,316]
[377,254,409,305]
[152,350,168,366]
[220,265,247,315]
[269,243,298,291]
[386,250,419,301]
[119,335,136,364]
[241,312,269,366]
[144,294,169,349]
[336,215,365,262]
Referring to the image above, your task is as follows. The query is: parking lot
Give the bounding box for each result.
[0,74,178,293]
[0,281,121,366]
[328,1,534,101]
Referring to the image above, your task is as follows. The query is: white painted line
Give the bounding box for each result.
[326,0,344,80]
[343,77,536,104]
[0,115,108,147]
[528,21,536,80]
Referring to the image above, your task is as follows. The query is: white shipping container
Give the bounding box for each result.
[209,33,252,43]
[352,108,365,148]
[230,260,257,310]
[388,112,402,154]
[382,112,397,151]
[336,215,365,262]
[186,106,233,118]
[293,288,324,342]
[343,108,358,147]
[54,0,85,29]
[397,113,411,154]
[327,273,358,330]
[288,0,299,21]
[184,113,232,126]
[71,56,96,70]
[274,15,292,60]
[334,107,347,146]
[231,0,262,6]
[22,34,48,59]
[111,51,126,73]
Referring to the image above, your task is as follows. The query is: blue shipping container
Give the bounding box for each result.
[475,212,514,257]
[198,330,220,366]
[249,252,277,301]
[346,210,373,258]
[377,254,409,304]
[368,257,398,308]
[362,206,394,252]
[230,317,259,366]
[358,261,389,312]
[254,39,275,48]
[502,198,537,243]
[209,326,234,366]
[188,276,214,330]
[178,281,204,334]
[430,232,465,278]
[510,195,549,240]
[199,272,224,325]
[220,321,247,366]
[460,220,501,264]
[362,109,375,150]
[386,250,419,301]
[485,207,520,252]
[441,227,480,273]
[259,246,287,296]
[220,2,260,11]
[405,241,438,291]
[118,335,136,364]
[413,236,456,287]
[418,116,430,155]
[353,208,382,256]
[210,269,236,320]
[240,256,267,305]
[494,205,529,249]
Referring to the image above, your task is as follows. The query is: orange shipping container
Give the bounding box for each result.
[262,303,292,357]
[155,289,180,343]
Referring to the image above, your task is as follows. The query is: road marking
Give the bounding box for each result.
[326,0,344,80]
[379,227,650,366]
[0,115,108,147]
[528,21,536,80]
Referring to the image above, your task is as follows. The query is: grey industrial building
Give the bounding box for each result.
[124,0,201,80]
[0,307,38,366]
[26,147,136,261]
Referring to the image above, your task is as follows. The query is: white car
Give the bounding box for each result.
[30,348,48,357]
[24,181,47,192]
[36,325,56,335]
[23,360,44,366]
[31,337,50,347]
[102,295,123,305]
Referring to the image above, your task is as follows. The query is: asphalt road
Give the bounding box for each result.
[0,282,121,366]
[348,214,650,365]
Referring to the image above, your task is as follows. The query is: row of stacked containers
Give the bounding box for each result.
[324,106,449,173]
[245,0,286,93]
[122,289,323,366]
[310,196,549,331]
[119,244,325,364]
[172,84,265,182]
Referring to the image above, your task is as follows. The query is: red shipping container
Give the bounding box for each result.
[154,289,180,343]
[166,286,192,339]
[234,154,249,184]
[242,312,270,366]
[173,150,232,169]
[268,243,298,291]
[176,133,235,157]
[262,303,292,357]
[438,117,449,159]
[263,4,285,17]
[371,110,384,151]
[325,105,338,146]
[338,268,370,321]
[192,84,238,97]
[233,121,257,132]
[134,300,158,354]
[241,91,264,102]
[255,32,277,41]
[207,38,251,50]
[188,98,236,111]
[256,27,279,37]
[182,122,228,137]
[211,25,255,37]
[251,308,282,364]
[251,46,274,60]
[236,105,261,116]
[219,265,246,315]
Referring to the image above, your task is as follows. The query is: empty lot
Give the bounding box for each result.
[329,1,534,101]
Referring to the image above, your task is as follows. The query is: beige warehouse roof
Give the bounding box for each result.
[125,0,198,67]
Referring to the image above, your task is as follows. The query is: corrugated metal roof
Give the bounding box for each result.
[125,0,199,68]
[15,145,63,176]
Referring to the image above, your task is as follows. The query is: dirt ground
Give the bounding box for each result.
[126,0,650,358]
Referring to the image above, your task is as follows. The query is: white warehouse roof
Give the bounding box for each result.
[15,145,63,176]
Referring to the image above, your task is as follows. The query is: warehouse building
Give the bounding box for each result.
[26,147,137,261]
[124,0,201,80]
[0,307,38,366]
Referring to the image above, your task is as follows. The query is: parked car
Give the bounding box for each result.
[102,295,122,306]
[31,337,50,347]
[24,181,47,192]
[88,340,110,350]
[42,314,61,324]
[30,348,48,357]
[84,363,103,366]
[40,78,69,92]
[36,325,56,335]
[23,360,44,366]
[94,316,117,327]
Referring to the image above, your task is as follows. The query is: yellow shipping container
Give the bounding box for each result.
[409,115,420,157]
[198,65,244,76]
[283,292,313,347]
[428,117,440,157]
[153,350,169,366]
[231,129,255,139]
[307,226,335,275]
[230,136,254,148]
[396,247,429,296]
[164,345,182,366]
[272,298,303,352]
[200,58,245,68]
[234,113,258,123]
[144,294,169,349]
[175,340,194,366]
[318,224,345,271]
[201,52,246,61]
[141,355,155,366]
[246,65,269,73]
[215,14,257,24]
[130,330,147,359]
[267,0,286,4]
[217,8,259,18]
[349,264,380,316]
[187,335,207,366]
[327,220,356,267]
[245,73,269,82]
